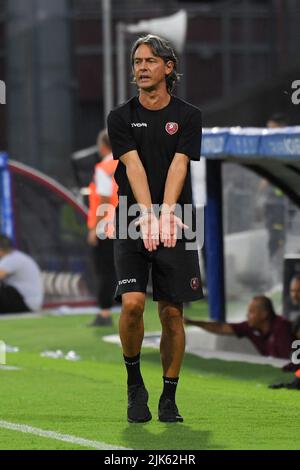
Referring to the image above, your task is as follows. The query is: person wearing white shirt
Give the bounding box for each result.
[0,234,44,314]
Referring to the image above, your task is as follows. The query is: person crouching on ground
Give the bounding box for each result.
[184,296,299,360]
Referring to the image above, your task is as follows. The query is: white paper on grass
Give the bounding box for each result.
[40,350,81,361]
[5,345,20,353]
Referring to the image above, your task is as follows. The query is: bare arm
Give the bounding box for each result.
[120,150,153,210]
[184,318,234,335]
[160,154,189,247]
[120,150,159,251]
[87,195,111,246]
[162,153,189,211]
[0,270,7,280]
[96,195,111,224]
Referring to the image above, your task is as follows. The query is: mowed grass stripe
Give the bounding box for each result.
[1,305,300,450]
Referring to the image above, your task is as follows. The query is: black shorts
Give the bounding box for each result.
[114,238,203,304]
[92,238,116,309]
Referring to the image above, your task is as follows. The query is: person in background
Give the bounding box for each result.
[266,112,289,129]
[280,276,300,372]
[257,113,289,262]
[0,234,43,314]
[287,275,300,322]
[184,295,299,360]
[87,129,118,326]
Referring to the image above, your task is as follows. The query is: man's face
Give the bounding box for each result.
[247,300,266,328]
[290,279,300,306]
[133,44,173,92]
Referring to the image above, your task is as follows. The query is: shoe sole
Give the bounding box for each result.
[158,416,184,423]
[128,413,152,424]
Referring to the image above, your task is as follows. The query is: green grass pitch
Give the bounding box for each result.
[0,299,300,450]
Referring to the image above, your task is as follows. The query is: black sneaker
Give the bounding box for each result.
[158,397,184,423]
[89,315,113,327]
[269,377,300,390]
[127,384,152,423]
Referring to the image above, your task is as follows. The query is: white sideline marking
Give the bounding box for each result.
[0,366,21,371]
[0,420,130,450]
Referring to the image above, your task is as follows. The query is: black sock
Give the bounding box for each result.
[161,376,179,402]
[123,353,144,387]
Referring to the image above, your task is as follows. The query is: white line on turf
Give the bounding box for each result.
[0,366,21,371]
[0,420,131,450]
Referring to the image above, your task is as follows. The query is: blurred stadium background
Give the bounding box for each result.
[1,0,300,313]
[0,0,300,451]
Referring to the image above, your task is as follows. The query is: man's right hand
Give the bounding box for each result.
[135,212,160,252]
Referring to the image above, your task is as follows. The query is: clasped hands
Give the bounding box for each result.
[135,208,188,252]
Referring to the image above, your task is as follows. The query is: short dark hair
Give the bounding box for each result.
[252,295,276,320]
[0,234,13,251]
[130,34,180,93]
[267,113,289,127]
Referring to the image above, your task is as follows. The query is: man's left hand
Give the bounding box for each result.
[159,212,188,248]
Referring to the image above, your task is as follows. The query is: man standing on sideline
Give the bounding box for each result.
[87,129,118,326]
[107,35,203,423]
[257,113,288,264]
[0,234,43,314]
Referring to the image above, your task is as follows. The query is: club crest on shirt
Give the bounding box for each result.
[165,122,178,135]
[190,277,200,290]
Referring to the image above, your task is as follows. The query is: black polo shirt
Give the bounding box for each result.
[107,95,202,211]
